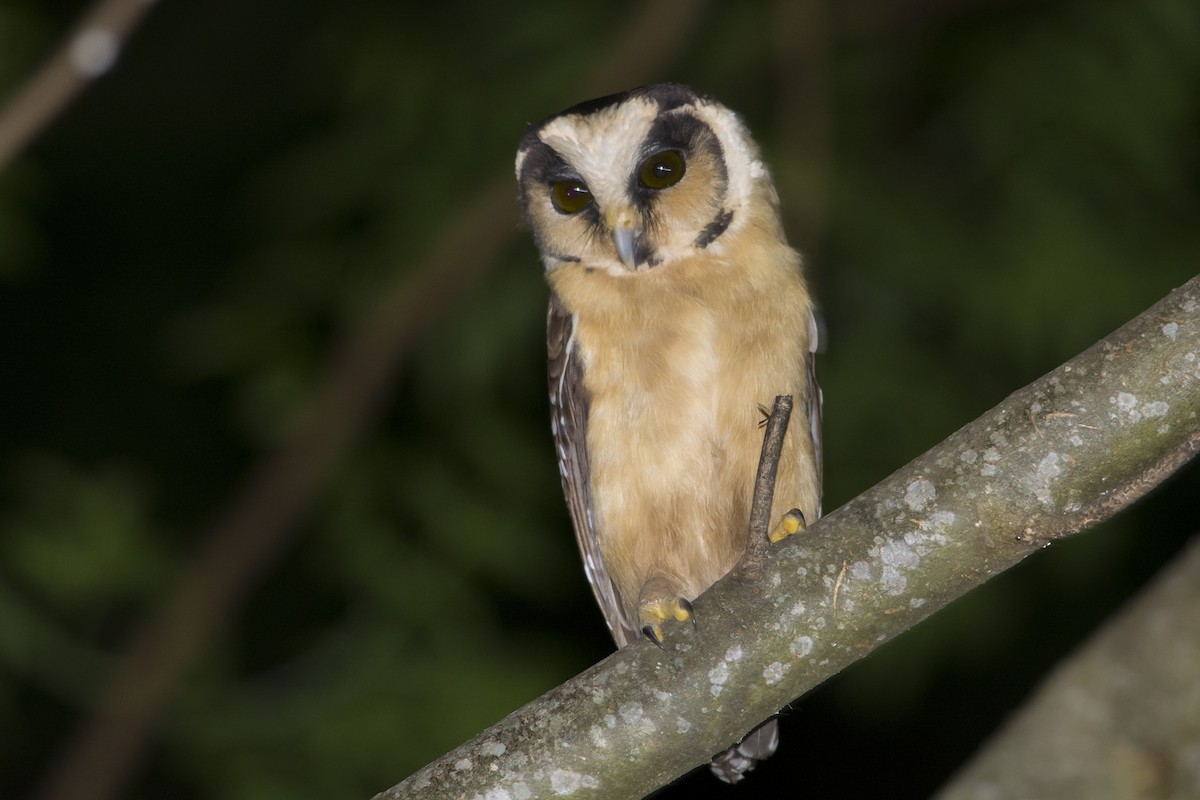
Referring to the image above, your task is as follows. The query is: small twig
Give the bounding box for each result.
[1029,406,1043,439]
[832,559,848,610]
[0,0,158,172]
[747,394,794,546]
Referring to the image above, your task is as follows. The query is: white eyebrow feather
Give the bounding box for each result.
[536,97,659,209]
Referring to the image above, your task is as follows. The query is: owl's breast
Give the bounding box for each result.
[548,254,811,604]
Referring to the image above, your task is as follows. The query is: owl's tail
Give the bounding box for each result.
[709,717,780,783]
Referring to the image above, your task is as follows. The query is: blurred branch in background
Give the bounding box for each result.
[382,277,1200,800]
[32,3,711,800]
[935,532,1200,800]
[0,0,157,172]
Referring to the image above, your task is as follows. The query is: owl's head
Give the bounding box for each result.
[516,84,781,274]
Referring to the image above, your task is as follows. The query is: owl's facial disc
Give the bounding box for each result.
[517,85,760,273]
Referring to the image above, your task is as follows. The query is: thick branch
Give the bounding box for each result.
[379,275,1200,799]
[934,533,1200,799]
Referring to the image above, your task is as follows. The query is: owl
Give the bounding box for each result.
[515,83,822,782]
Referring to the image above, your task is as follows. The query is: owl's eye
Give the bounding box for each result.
[638,150,686,190]
[551,180,593,214]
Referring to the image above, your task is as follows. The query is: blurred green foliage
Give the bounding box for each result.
[0,1,1197,798]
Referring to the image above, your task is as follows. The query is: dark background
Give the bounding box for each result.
[1,1,1197,798]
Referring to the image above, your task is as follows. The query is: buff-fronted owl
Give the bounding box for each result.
[516,83,822,783]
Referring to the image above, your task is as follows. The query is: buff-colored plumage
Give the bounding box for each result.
[517,84,821,782]
[547,207,817,621]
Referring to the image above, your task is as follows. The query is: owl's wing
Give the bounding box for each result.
[807,307,824,517]
[547,292,638,647]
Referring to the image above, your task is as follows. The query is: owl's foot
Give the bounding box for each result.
[768,508,807,543]
[639,596,695,648]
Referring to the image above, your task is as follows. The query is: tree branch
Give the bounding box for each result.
[747,394,793,547]
[0,0,157,172]
[378,275,1200,799]
[934,533,1200,799]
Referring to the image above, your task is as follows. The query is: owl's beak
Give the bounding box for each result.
[607,206,644,269]
[613,226,638,269]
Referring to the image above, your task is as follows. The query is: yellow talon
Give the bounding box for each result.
[639,596,694,647]
[768,508,807,543]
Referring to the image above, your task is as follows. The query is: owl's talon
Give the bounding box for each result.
[639,596,694,646]
[642,624,667,650]
[768,508,807,543]
[680,597,696,628]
